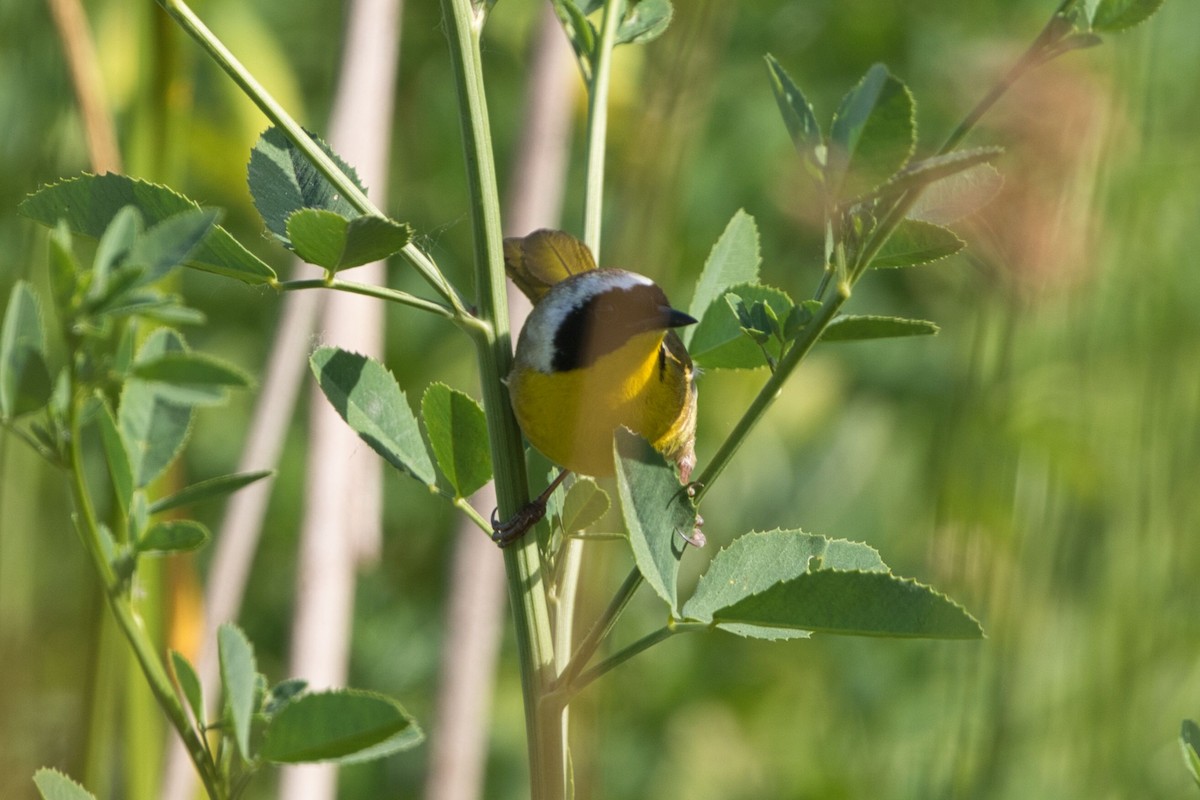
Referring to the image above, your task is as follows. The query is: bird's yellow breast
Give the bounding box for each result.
[509,329,693,477]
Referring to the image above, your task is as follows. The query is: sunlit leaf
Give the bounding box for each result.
[616,0,672,44]
[908,163,1003,225]
[33,769,96,800]
[829,64,916,200]
[149,470,273,515]
[712,570,984,639]
[247,126,365,248]
[18,174,276,285]
[870,219,965,269]
[218,623,259,760]
[421,382,492,498]
[765,54,823,180]
[683,530,887,625]
[127,208,223,284]
[1090,0,1164,31]
[822,315,939,342]
[614,429,697,613]
[286,209,412,272]
[260,690,422,764]
[310,347,437,487]
[685,209,761,345]
[170,650,206,727]
[688,283,794,369]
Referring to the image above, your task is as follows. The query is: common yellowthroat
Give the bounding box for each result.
[493,230,698,543]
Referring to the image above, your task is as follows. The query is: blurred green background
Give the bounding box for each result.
[2,0,1199,798]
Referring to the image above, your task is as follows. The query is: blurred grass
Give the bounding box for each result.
[2,0,1199,798]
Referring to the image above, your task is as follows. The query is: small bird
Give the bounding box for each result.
[493,229,698,543]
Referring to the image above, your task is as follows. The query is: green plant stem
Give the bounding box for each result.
[65,380,224,800]
[580,0,622,256]
[273,278,477,331]
[154,0,466,315]
[452,497,492,533]
[438,0,562,797]
[555,565,641,690]
[560,621,708,699]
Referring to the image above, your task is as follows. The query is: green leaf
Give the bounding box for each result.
[218,623,259,761]
[18,174,276,285]
[170,650,206,726]
[616,0,673,45]
[130,351,253,405]
[150,470,273,515]
[764,54,823,179]
[828,64,916,200]
[1,281,53,419]
[47,221,81,318]
[614,429,697,614]
[260,690,422,764]
[713,569,983,639]
[549,0,597,74]
[870,219,965,269]
[264,678,309,716]
[286,208,412,272]
[127,208,223,284]
[91,206,142,301]
[118,330,194,487]
[560,477,610,532]
[873,147,1003,203]
[33,768,97,800]
[685,210,761,344]
[688,283,795,369]
[908,162,1004,225]
[95,399,134,519]
[137,520,211,554]
[822,315,939,342]
[1182,719,1200,788]
[247,126,365,247]
[1090,0,1164,31]
[421,383,492,498]
[683,530,887,624]
[310,347,437,487]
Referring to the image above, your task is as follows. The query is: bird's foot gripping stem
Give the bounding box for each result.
[490,469,571,548]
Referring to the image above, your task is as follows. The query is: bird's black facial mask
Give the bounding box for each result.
[551,283,695,372]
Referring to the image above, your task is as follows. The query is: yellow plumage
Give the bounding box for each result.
[504,230,698,482]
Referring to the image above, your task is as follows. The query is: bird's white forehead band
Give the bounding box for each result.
[519,270,654,373]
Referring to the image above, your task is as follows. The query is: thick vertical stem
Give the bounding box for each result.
[439,1,562,797]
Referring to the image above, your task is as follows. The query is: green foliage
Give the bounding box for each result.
[870,219,965,268]
[18,174,276,284]
[137,520,211,554]
[118,330,196,487]
[764,55,823,183]
[218,623,258,761]
[259,690,423,764]
[822,315,940,342]
[712,570,983,639]
[421,382,492,498]
[685,208,761,343]
[0,281,52,420]
[614,429,698,614]
[1183,719,1200,789]
[149,469,273,514]
[829,64,916,201]
[285,208,412,271]
[248,127,412,272]
[32,769,96,800]
[558,477,610,533]
[170,651,206,727]
[689,283,795,369]
[1089,0,1165,31]
[310,346,437,488]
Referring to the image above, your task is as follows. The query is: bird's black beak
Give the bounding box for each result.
[661,307,698,329]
